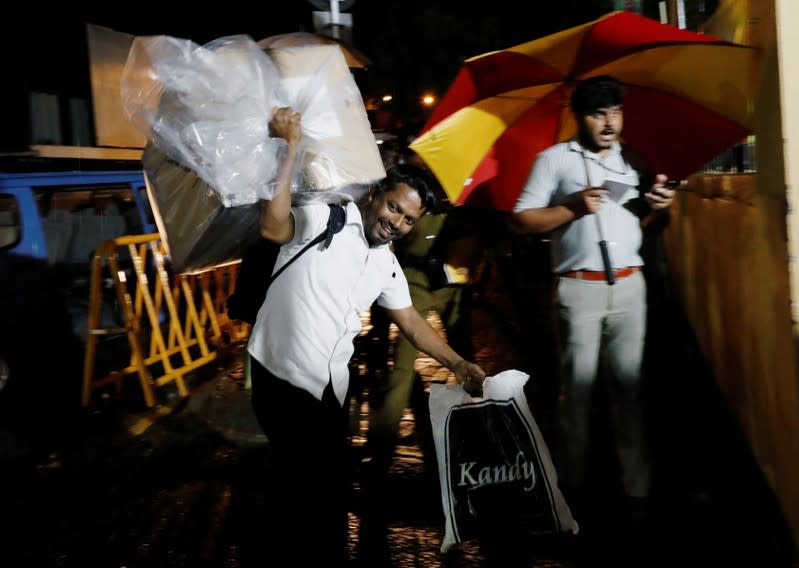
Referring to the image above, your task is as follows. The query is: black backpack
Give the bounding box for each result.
[227,203,346,324]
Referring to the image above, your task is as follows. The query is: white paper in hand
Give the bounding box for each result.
[602,171,638,202]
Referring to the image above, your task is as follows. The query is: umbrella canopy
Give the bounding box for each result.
[409,11,760,212]
[257,31,372,69]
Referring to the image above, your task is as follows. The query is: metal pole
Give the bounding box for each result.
[582,155,616,285]
[595,213,616,285]
[330,0,341,39]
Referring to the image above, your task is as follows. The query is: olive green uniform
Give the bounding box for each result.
[367,210,475,476]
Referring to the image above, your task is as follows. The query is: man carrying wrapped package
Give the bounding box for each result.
[248,107,486,565]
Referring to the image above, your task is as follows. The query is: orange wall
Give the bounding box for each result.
[665,174,799,550]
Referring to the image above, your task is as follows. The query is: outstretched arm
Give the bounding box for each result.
[385,305,485,395]
[259,107,302,243]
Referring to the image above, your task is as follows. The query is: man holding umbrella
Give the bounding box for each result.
[509,76,676,519]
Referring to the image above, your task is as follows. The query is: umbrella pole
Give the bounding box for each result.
[583,155,616,285]
[595,213,616,285]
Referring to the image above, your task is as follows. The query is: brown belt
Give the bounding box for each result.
[560,266,641,281]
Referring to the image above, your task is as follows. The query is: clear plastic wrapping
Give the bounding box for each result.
[122,35,288,206]
[121,34,385,207]
[123,33,384,273]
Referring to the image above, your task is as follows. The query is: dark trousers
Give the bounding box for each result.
[250,358,351,565]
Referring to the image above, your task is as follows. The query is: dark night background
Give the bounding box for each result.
[2,1,718,151]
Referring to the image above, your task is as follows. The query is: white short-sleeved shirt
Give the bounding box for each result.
[247,201,412,406]
[513,140,644,273]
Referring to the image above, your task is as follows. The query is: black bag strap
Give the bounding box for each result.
[270,203,346,283]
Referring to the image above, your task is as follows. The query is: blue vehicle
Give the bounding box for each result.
[0,170,154,406]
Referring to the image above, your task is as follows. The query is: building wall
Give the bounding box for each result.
[665,0,799,551]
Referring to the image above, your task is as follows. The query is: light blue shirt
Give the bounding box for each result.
[513,140,644,273]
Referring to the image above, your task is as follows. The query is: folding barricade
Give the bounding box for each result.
[81,233,245,407]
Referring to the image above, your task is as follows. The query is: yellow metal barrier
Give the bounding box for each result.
[176,262,250,347]
[81,234,246,407]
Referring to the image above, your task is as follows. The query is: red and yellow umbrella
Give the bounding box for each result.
[410,11,760,212]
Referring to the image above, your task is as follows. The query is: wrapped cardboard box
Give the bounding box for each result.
[266,43,385,191]
[138,39,384,274]
[142,144,261,274]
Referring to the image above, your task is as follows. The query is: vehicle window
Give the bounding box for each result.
[0,194,21,250]
[35,187,138,267]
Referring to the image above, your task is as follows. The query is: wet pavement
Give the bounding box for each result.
[1,245,797,567]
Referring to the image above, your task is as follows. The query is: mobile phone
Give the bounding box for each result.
[665,179,680,189]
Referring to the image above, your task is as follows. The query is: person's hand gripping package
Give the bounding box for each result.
[452,358,486,397]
